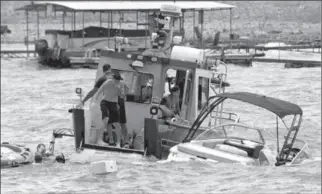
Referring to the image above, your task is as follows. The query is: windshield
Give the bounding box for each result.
[195,123,265,144]
[197,96,240,128]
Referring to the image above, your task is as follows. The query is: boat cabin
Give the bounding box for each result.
[89,45,214,143]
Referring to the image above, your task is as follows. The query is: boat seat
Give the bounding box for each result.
[202,142,217,149]
[215,144,248,157]
[223,140,254,157]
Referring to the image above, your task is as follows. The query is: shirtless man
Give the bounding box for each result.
[82,64,113,105]
[81,64,113,144]
[118,80,130,148]
[95,73,123,148]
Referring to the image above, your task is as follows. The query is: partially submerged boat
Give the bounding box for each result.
[47,4,240,157]
[165,92,313,166]
[1,143,33,168]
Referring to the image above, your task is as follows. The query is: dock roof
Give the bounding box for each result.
[16,1,235,12]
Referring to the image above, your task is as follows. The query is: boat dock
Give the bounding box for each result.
[1,47,320,68]
[1,50,37,59]
[253,58,321,68]
[252,49,321,68]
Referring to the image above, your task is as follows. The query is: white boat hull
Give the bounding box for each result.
[166,138,278,166]
[168,143,258,166]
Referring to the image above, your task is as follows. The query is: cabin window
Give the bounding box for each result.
[164,68,186,97]
[198,77,210,110]
[112,69,154,104]
[163,68,187,109]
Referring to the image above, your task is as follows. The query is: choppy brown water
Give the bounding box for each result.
[1,57,321,194]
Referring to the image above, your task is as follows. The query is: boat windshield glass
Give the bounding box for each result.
[197,97,240,128]
[195,124,265,144]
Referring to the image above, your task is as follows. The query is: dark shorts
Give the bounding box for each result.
[100,100,120,124]
[118,98,127,124]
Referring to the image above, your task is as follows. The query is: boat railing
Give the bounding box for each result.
[209,59,228,77]
[207,59,229,127]
[210,111,240,126]
[84,48,99,58]
[209,60,228,92]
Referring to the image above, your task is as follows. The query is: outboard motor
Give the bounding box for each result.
[35,39,49,56]
[69,88,85,151]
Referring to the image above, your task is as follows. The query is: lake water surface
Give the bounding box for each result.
[1,57,321,194]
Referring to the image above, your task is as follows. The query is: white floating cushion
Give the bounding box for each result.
[91,160,117,175]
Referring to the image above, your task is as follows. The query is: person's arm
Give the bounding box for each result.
[82,88,99,105]
[82,78,105,104]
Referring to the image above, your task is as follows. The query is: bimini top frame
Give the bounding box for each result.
[16,1,235,12]
[184,92,303,142]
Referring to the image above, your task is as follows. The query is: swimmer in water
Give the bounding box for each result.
[34,143,65,164]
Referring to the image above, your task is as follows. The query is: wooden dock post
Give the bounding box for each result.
[192,10,195,43]
[82,11,85,51]
[25,10,29,58]
[229,8,232,49]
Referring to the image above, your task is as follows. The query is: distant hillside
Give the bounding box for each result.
[1,1,321,42]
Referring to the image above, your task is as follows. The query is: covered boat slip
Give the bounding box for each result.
[16,1,235,45]
[15,1,244,68]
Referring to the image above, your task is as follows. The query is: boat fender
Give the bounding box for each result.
[91,160,117,175]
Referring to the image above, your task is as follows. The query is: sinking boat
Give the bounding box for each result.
[1,143,33,168]
[165,92,314,166]
[44,4,242,157]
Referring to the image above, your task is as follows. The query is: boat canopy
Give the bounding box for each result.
[216,92,303,118]
[15,1,235,12]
